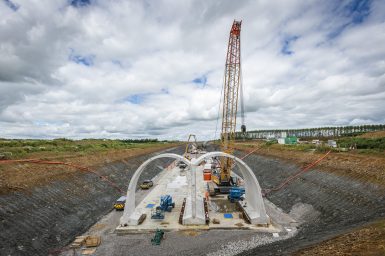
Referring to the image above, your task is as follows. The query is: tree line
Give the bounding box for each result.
[236,124,385,139]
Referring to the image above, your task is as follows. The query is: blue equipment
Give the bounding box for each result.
[228,187,245,203]
[151,195,175,220]
[151,206,165,220]
[159,195,175,212]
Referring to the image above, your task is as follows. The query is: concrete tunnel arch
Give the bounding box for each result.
[193,152,269,224]
[120,153,191,226]
[120,151,269,226]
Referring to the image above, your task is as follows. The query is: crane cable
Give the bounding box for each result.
[240,146,260,160]
[239,41,245,130]
[213,65,226,142]
[0,158,125,194]
[262,149,332,196]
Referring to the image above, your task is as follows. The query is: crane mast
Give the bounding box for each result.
[219,20,244,185]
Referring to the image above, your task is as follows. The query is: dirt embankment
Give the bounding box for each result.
[0,143,181,195]
[295,218,385,255]
[234,141,385,187]
[0,145,185,256]
[233,142,385,256]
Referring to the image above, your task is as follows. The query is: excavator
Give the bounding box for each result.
[211,20,246,192]
[184,134,197,160]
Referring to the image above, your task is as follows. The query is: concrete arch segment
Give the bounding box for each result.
[120,153,191,226]
[194,152,269,224]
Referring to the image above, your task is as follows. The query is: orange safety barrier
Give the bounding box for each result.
[262,150,332,196]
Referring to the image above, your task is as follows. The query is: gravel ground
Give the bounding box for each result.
[90,225,296,256]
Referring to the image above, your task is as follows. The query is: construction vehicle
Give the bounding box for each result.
[184,134,197,160]
[212,20,246,191]
[151,206,165,220]
[140,179,154,189]
[227,187,245,203]
[151,229,165,245]
[114,196,126,210]
[151,195,175,219]
[159,195,175,211]
[177,160,187,169]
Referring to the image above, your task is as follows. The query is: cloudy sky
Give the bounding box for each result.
[1,0,384,140]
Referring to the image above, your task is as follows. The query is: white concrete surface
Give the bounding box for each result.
[120,153,190,226]
[119,151,276,232]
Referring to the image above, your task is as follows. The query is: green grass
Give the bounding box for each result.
[263,141,338,153]
[0,138,175,159]
[262,137,385,152]
[337,137,385,150]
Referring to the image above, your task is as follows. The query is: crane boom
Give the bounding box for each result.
[219,20,243,184]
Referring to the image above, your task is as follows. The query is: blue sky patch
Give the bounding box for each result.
[328,0,372,39]
[281,35,299,55]
[192,74,208,87]
[3,0,19,11]
[124,94,147,104]
[69,50,94,66]
[70,0,91,8]
[344,0,371,24]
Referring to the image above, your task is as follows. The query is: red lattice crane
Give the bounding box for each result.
[215,20,246,187]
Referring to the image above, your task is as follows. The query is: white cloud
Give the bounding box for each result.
[0,0,384,140]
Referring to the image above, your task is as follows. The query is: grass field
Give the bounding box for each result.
[0,139,181,194]
[0,138,176,159]
[236,132,385,156]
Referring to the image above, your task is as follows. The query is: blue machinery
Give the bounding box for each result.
[151,195,175,220]
[228,187,245,203]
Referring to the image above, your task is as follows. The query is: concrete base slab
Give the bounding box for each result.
[116,154,296,234]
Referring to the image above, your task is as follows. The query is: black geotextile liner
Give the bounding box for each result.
[0,146,185,256]
[234,151,385,255]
